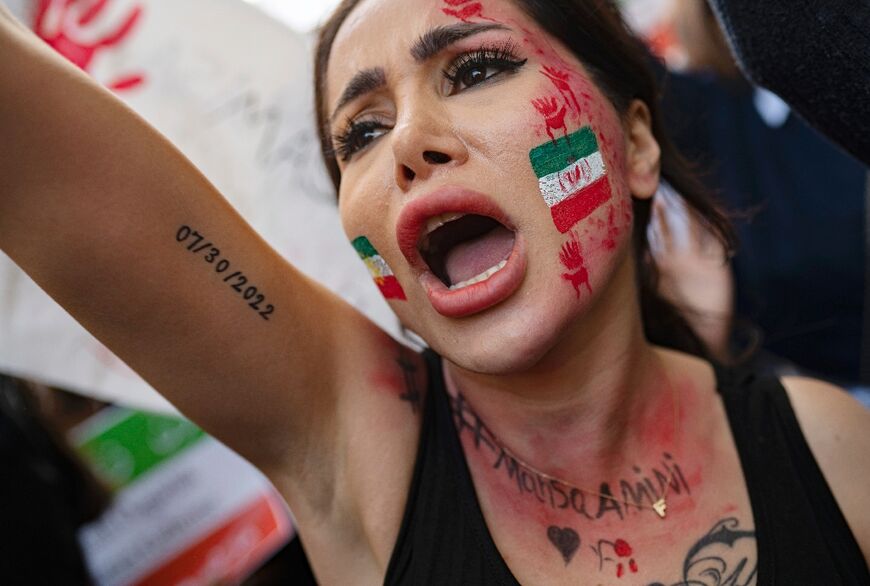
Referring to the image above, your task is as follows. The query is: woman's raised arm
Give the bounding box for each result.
[0,5,396,487]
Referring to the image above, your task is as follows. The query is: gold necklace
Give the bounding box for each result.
[446,364,681,519]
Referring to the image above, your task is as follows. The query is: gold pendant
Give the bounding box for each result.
[653,498,667,518]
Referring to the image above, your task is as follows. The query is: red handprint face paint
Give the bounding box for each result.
[531,97,568,143]
[559,231,592,297]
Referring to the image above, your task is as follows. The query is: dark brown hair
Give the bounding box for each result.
[313,0,736,358]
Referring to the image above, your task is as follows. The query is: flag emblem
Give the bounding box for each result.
[529,126,612,233]
[351,236,407,300]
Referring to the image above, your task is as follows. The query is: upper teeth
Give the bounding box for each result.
[425,212,465,235]
[449,259,508,290]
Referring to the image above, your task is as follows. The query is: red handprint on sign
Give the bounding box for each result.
[34,0,146,91]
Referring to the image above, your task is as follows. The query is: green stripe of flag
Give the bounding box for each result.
[529,126,599,179]
[76,410,205,490]
[351,236,379,259]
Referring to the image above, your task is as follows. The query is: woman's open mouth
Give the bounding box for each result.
[420,213,514,289]
[397,187,527,318]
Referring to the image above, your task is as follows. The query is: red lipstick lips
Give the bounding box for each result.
[396,186,527,318]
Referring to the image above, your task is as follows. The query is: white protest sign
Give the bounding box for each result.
[73,407,293,585]
[0,0,400,412]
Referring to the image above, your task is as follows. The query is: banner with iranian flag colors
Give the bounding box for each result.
[352,236,407,300]
[72,407,293,586]
[529,126,612,233]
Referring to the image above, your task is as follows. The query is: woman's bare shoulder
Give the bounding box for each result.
[780,376,870,564]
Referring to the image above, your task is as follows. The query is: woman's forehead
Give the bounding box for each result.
[326,0,526,109]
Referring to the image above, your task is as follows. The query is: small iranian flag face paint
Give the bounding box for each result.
[351,236,407,301]
[529,126,612,233]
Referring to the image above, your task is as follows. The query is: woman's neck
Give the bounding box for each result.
[442,266,677,481]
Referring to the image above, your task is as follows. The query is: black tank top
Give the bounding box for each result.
[383,351,869,585]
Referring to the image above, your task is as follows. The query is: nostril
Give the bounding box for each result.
[402,165,416,182]
[423,151,451,164]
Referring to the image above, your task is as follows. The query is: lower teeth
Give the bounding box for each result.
[448,259,508,290]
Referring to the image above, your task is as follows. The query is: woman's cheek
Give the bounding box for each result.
[517,49,633,301]
[340,184,409,303]
[525,71,625,232]
[350,235,408,301]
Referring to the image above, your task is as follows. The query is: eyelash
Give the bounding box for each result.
[332,117,388,163]
[442,41,526,92]
[332,42,527,162]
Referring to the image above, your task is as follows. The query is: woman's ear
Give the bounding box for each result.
[624,99,661,200]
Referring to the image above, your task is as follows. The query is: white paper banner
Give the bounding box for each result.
[0,0,400,412]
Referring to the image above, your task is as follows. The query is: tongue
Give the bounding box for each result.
[444,225,515,286]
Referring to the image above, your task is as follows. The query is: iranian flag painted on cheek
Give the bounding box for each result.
[529,126,612,233]
[351,236,407,301]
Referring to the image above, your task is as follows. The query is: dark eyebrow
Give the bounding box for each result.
[410,22,509,62]
[329,23,509,125]
[330,67,387,124]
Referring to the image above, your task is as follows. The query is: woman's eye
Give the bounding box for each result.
[444,43,527,95]
[455,64,499,90]
[333,120,389,162]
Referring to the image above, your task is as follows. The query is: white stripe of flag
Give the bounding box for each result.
[537,151,607,208]
[364,255,395,279]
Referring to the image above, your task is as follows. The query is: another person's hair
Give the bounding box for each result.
[313,0,736,359]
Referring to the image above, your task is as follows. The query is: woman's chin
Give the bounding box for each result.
[430,309,576,376]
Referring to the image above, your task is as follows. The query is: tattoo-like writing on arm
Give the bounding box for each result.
[175,225,275,320]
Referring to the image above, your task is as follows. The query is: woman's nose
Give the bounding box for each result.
[391,106,468,191]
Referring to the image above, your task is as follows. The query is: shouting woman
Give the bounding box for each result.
[1,0,868,583]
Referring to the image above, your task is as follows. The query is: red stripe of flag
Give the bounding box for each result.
[550,175,612,233]
[377,276,407,300]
